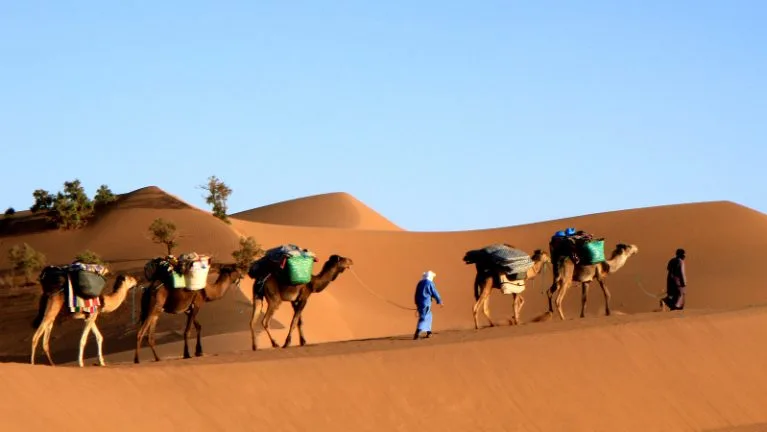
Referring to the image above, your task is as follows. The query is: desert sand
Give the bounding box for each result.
[2,186,767,431]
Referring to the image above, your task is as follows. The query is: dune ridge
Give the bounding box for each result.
[230,191,403,231]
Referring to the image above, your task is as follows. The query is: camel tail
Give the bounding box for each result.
[31,294,48,328]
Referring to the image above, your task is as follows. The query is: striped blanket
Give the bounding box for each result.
[66,276,101,313]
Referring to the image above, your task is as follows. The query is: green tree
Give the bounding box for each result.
[8,243,46,284]
[74,249,104,265]
[30,189,54,213]
[148,217,179,255]
[4,207,15,219]
[231,236,264,272]
[200,175,232,223]
[49,179,95,230]
[94,184,117,207]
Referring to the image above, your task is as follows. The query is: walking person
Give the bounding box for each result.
[662,248,687,311]
[413,270,444,339]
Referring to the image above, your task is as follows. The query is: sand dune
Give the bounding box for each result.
[2,186,767,430]
[230,191,403,231]
[5,306,767,431]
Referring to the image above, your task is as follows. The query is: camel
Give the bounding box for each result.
[250,254,354,350]
[134,259,242,363]
[30,269,139,367]
[547,243,639,320]
[472,249,551,329]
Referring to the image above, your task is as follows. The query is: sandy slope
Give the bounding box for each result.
[2,187,767,430]
[4,307,767,432]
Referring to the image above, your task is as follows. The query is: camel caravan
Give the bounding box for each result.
[465,228,638,327]
[28,229,636,368]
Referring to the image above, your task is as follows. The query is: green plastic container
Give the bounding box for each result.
[287,255,315,285]
[171,272,187,289]
[581,239,606,264]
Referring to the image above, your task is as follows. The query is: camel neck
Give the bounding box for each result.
[526,260,545,279]
[311,266,341,293]
[101,279,131,313]
[203,272,235,301]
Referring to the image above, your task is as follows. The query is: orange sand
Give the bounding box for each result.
[1,187,767,431]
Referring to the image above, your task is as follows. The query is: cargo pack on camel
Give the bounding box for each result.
[463,244,534,294]
[549,227,606,267]
[248,244,318,299]
[40,262,110,299]
[144,252,212,291]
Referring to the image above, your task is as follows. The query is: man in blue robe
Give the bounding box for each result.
[413,270,443,339]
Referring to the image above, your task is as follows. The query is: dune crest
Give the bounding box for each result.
[230,191,403,231]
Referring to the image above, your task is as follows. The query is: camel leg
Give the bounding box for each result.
[182,308,195,359]
[298,315,307,346]
[42,322,55,366]
[511,294,524,325]
[78,314,97,368]
[472,281,493,329]
[250,298,262,351]
[134,317,150,364]
[30,324,45,365]
[191,302,203,357]
[91,321,106,366]
[554,279,571,320]
[147,316,161,361]
[134,287,157,364]
[580,282,590,318]
[283,299,308,348]
[546,280,558,313]
[598,279,612,316]
[261,298,281,348]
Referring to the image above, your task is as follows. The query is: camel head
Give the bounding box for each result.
[613,243,639,258]
[531,249,552,264]
[217,264,243,290]
[114,274,139,291]
[327,254,354,270]
[321,254,354,281]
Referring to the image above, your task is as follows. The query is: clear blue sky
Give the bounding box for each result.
[1,1,764,231]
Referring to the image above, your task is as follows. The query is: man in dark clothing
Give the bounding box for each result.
[662,248,687,311]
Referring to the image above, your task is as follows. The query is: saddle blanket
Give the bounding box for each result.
[66,276,101,313]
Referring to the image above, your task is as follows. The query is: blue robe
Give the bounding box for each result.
[414,278,442,332]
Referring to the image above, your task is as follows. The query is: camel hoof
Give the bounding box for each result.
[299,339,306,346]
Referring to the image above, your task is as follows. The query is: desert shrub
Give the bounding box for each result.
[148,217,179,255]
[74,249,104,265]
[29,180,118,229]
[94,185,117,207]
[30,189,54,213]
[231,236,264,272]
[8,243,46,284]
